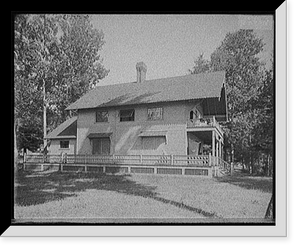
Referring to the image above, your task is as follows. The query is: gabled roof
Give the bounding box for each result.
[66,71,226,111]
[45,116,77,139]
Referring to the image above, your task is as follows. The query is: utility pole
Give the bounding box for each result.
[43,78,47,150]
[43,14,47,152]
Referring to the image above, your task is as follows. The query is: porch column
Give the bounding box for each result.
[216,137,219,163]
[219,140,223,159]
[220,141,223,160]
[212,130,215,165]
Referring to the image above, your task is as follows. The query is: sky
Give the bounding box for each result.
[90,14,274,87]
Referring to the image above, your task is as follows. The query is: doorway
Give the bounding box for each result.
[187,131,212,155]
[92,137,110,155]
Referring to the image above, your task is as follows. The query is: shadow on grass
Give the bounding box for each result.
[15,170,216,218]
[215,174,273,193]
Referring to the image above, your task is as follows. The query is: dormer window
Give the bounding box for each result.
[190,110,199,120]
[190,111,194,120]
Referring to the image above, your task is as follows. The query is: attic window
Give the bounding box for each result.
[120,109,135,122]
[190,111,194,120]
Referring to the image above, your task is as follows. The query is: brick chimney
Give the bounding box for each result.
[136,62,147,83]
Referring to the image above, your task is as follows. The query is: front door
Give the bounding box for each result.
[92,137,110,155]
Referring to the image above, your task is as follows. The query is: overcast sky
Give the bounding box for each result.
[91,14,274,86]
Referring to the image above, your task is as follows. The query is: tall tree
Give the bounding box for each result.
[45,14,109,130]
[14,14,109,152]
[189,29,272,171]
[210,29,265,117]
[209,30,266,165]
[14,14,50,151]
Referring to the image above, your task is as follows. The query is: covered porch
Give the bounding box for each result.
[186,127,224,164]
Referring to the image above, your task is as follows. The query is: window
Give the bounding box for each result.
[142,136,166,150]
[190,111,194,120]
[96,110,108,122]
[60,140,69,149]
[120,109,135,122]
[147,107,163,120]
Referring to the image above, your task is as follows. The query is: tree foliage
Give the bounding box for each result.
[210,29,265,116]
[14,14,109,151]
[190,29,274,175]
[189,52,211,74]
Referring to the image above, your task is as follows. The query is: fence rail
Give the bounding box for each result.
[23,153,224,168]
[22,154,233,177]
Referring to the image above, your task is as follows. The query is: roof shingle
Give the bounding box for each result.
[65,71,226,110]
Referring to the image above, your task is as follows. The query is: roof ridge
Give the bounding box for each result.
[95,70,225,89]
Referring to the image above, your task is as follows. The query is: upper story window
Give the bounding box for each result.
[96,110,108,122]
[120,109,135,122]
[147,107,163,120]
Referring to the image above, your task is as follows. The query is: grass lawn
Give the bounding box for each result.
[14,170,273,223]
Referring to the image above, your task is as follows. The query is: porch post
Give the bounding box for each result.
[212,130,215,166]
[216,137,219,164]
[219,141,222,161]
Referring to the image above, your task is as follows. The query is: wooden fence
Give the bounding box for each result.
[22,153,231,177]
[23,153,212,167]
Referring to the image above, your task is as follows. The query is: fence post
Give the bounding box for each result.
[140,154,143,164]
[209,153,211,166]
[171,155,174,165]
[84,154,87,172]
[230,162,234,176]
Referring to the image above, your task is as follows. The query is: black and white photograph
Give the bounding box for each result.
[8,6,288,237]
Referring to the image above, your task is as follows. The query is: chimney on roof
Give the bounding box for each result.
[136,62,147,83]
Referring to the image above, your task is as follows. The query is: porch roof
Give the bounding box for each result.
[87,132,112,139]
[138,131,167,137]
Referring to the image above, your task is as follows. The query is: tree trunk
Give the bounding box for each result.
[231,144,234,163]
[242,158,245,171]
[267,154,271,176]
[250,153,254,175]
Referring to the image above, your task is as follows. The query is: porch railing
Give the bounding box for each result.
[173,155,209,166]
[188,116,222,133]
[217,157,232,175]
